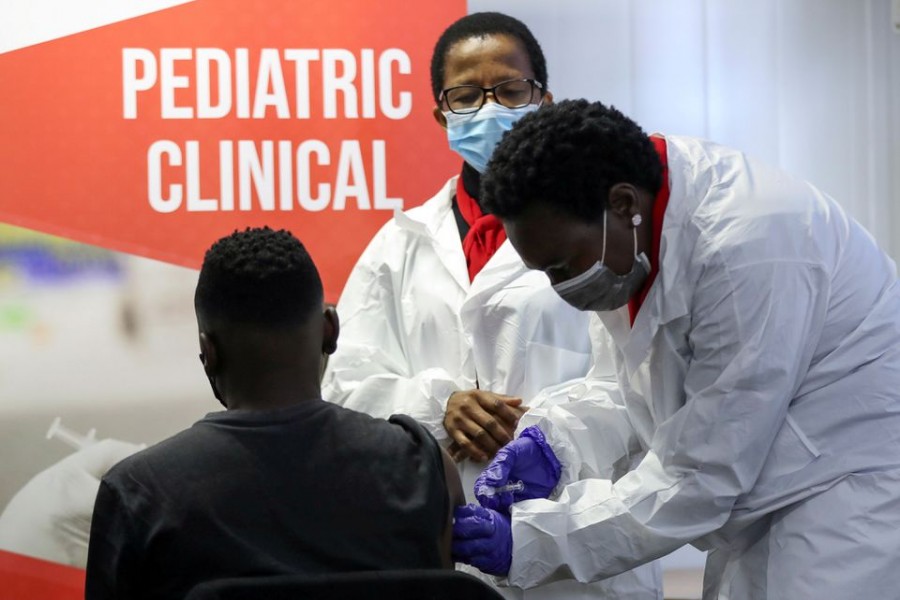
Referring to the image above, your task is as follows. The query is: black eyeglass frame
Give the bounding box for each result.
[439,78,546,115]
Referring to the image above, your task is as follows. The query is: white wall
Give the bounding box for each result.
[469,0,900,572]
[891,0,900,263]
[470,0,900,264]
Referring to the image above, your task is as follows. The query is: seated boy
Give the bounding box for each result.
[85,227,463,600]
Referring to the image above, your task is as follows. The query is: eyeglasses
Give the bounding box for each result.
[439,78,545,115]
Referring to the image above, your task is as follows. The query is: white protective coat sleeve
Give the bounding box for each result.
[507,259,829,588]
[517,376,641,488]
[321,226,460,442]
[517,313,641,486]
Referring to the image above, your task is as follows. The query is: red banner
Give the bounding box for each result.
[0,549,85,600]
[0,0,463,300]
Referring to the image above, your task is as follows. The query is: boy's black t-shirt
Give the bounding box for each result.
[85,401,448,600]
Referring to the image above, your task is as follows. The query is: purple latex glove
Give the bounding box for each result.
[451,503,512,576]
[474,425,561,513]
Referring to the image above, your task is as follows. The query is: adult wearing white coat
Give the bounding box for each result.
[452,99,900,599]
[322,13,662,600]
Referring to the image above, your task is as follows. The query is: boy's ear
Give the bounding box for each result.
[198,332,224,404]
[198,332,218,374]
[322,305,340,355]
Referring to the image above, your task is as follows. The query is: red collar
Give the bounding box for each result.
[627,136,670,325]
[456,177,507,282]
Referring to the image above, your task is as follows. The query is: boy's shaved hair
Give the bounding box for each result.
[195,227,322,327]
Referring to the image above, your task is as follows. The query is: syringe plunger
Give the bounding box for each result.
[46,417,97,450]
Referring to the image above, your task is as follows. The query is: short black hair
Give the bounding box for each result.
[481,99,663,222]
[195,227,322,327]
[430,12,548,103]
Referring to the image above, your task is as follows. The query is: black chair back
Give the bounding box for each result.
[184,569,505,600]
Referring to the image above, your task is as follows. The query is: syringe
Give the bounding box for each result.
[46,417,97,450]
[477,480,525,497]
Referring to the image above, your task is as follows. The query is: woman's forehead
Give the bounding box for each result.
[442,34,533,88]
[505,207,582,267]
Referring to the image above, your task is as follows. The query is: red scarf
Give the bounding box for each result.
[457,177,507,281]
[627,135,670,325]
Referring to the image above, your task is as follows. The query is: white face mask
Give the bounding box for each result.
[551,210,650,312]
[444,103,539,173]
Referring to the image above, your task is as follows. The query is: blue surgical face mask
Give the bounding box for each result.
[552,210,650,312]
[444,102,539,173]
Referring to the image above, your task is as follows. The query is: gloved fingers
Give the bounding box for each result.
[476,436,561,509]
[478,483,551,511]
[452,543,504,576]
[474,450,517,509]
[451,536,501,560]
[518,425,563,483]
[453,502,486,521]
[474,489,513,513]
[451,505,512,577]
[452,504,496,538]
[458,554,510,577]
[476,447,514,486]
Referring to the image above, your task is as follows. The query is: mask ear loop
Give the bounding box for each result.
[631,213,642,258]
[600,209,608,265]
[632,224,638,258]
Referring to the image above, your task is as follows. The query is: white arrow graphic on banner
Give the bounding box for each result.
[0,0,196,54]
